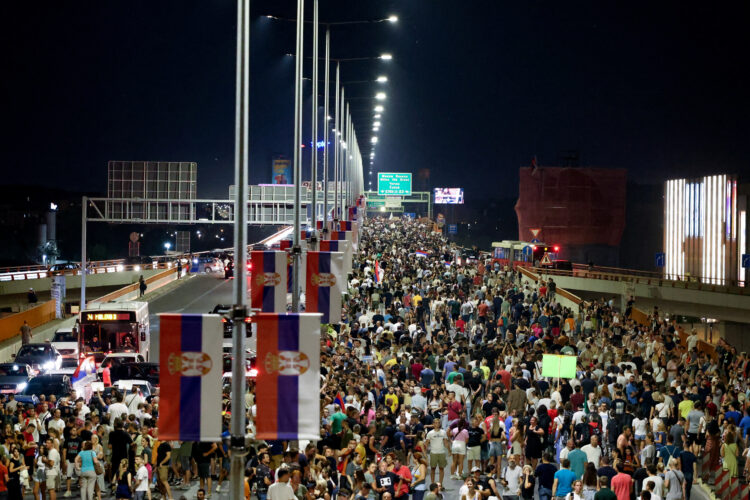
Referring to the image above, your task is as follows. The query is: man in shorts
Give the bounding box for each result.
[155,432,173,500]
[43,437,60,500]
[426,420,450,485]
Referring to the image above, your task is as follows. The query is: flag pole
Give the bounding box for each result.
[291,0,305,312]
[230,0,250,497]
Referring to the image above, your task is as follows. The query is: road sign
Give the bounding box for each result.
[404,212,416,219]
[530,238,540,244]
[522,245,533,256]
[655,252,666,267]
[447,224,457,234]
[540,252,552,266]
[385,196,402,208]
[742,254,750,268]
[377,172,412,196]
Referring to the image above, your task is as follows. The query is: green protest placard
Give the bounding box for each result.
[541,354,577,379]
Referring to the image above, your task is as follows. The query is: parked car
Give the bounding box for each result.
[47,263,80,274]
[109,362,159,387]
[111,379,156,398]
[13,344,63,374]
[51,328,78,359]
[98,353,147,375]
[16,374,73,404]
[191,256,224,274]
[0,363,34,394]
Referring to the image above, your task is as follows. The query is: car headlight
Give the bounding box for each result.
[42,361,55,371]
[16,382,27,392]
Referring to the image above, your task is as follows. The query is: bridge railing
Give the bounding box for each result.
[534,267,749,296]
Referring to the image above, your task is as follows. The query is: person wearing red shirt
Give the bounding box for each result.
[392,457,412,499]
[0,459,8,496]
[610,462,633,500]
[445,393,463,424]
[22,424,38,470]
[411,359,423,381]
[456,317,466,333]
[477,302,489,323]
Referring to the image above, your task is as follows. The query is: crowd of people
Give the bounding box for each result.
[2,215,750,500]
[241,216,750,499]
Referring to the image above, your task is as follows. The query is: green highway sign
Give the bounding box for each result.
[377,172,412,196]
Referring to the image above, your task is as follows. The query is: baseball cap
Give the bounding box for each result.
[471,466,481,472]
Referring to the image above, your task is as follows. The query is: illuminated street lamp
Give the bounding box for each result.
[375,92,386,100]
[376,75,388,83]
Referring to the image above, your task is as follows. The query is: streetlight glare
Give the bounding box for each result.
[376,76,388,83]
[371,137,378,144]
[388,15,399,23]
[375,92,387,100]
[380,53,393,60]
[374,121,381,127]
[374,113,382,119]
[374,105,384,112]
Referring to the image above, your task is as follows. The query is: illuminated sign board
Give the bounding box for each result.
[377,173,412,196]
[83,313,133,322]
[434,187,464,204]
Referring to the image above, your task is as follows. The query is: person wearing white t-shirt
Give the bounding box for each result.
[133,455,150,500]
[267,468,296,500]
[43,437,61,493]
[426,420,450,485]
[107,393,130,424]
[581,436,603,465]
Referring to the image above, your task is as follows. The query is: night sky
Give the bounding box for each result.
[5,1,750,202]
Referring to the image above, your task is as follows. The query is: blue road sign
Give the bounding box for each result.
[655,252,666,267]
[523,245,533,256]
[447,224,457,234]
[530,238,540,243]
[742,254,750,268]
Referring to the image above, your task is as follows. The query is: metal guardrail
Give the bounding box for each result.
[0,226,293,282]
[535,267,749,296]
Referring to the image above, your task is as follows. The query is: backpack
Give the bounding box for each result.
[606,418,620,445]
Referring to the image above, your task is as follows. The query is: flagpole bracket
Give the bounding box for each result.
[291,244,302,256]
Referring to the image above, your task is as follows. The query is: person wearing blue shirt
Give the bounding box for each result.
[552,458,577,498]
[626,379,639,405]
[724,402,742,426]
[739,408,750,439]
[568,444,588,479]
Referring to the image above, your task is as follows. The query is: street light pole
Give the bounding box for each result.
[230,0,249,497]
[322,26,330,231]
[80,196,87,309]
[291,0,305,312]
[310,0,318,238]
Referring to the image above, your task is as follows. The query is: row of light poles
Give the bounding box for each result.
[273,4,396,311]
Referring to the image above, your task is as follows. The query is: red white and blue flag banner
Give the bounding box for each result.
[305,251,344,324]
[256,313,321,440]
[250,251,288,313]
[329,230,357,251]
[158,314,222,442]
[320,239,352,278]
[337,220,359,243]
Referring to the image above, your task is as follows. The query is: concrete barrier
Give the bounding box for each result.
[0,300,57,343]
[0,269,163,296]
[90,267,177,304]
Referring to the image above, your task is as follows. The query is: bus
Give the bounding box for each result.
[78,302,151,361]
[491,241,560,269]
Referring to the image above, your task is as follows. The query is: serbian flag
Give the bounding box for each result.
[256,313,321,440]
[415,250,428,258]
[158,314,222,442]
[305,251,344,324]
[329,230,357,251]
[320,239,352,277]
[337,221,359,246]
[250,251,288,312]
[334,392,346,409]
[374,260,382,283]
